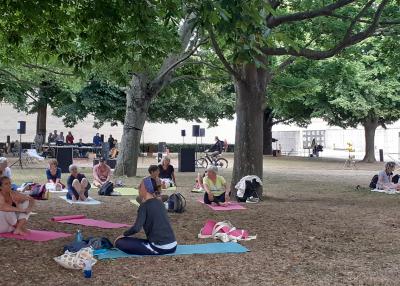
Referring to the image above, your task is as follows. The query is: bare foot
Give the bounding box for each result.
[13,228,28,236]
[220,202,228,207]
[21,227,31,234]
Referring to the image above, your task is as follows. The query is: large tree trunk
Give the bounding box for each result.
[114,74,151,177]
[263,108,273,155]
[362,117,379,163]
[36,103,47,140]
[231,64,268,196]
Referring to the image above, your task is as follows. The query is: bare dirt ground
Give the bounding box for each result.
[2,155,400,286]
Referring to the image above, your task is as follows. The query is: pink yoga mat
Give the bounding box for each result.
[52,215,130,229]
[0,230,71,242]
[197,199,246,211]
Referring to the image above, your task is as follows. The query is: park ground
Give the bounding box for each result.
[2,155,400,286]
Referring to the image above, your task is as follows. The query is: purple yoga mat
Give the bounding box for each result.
[52,215,129,229]
[197,199,246,211]
[0,230,71,242]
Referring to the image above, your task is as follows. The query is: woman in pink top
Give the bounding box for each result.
[93,158,112,187]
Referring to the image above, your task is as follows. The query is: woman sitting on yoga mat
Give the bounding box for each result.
[0,176,34,235]
[158,156,176,187]
[203,166,229,206]
[92,158,112,188]
[115,177,177,255]
[377,161,400,190]
[46,159,65,191]
[67,164,91,201]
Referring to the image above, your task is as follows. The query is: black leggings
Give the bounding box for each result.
[115,237,176,255]
[203,192,225,204]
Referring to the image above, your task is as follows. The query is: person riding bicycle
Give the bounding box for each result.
[207,136,224,159]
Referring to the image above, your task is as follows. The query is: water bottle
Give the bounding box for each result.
[75,229,83,242]
[83,259,92,278]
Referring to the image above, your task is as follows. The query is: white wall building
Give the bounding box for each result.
[1,103,399,160]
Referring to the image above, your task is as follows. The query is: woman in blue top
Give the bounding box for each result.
[115,177,177,255]
[46,159,65,191]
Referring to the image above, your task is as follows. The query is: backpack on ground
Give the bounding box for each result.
[98,182,114,196]
[167,193,186,213]
[237,179,261,202]
[369,174,379,189]
[29,184,48,200]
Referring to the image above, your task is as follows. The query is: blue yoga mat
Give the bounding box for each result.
[95,242,249,260]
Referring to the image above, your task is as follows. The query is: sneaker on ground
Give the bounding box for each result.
[246,196,259,203]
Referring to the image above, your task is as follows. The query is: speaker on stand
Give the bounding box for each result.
[199,128,205,151]
[192,125,200,160]
[158,142,166,163]
[181,130,186,144]
[11,121,26,168]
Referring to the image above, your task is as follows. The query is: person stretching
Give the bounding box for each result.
[0,176,34,235]
[203,166,229,206]
[115,177,177,255]
[46,159,65,191]
[67,164,90,201]
[92,158,112,187]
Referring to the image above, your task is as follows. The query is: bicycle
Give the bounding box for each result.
[195,152,228,169]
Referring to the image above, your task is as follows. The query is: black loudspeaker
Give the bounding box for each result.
[181,130,186,137]
[101,142,110,159]
[56,147,73,173]
[199,128,205,137]
[179,148,195,172]
[17,121,26,134]
[192,125,200,137]
[100,134,104,142]
[6,136,10,144]
[158,142,166,153]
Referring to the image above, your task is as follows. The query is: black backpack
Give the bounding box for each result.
[369,174,379,189]
[98,181,114,196]
[237,179,261,202]
[167,193,186,213]
[393,174,400,184]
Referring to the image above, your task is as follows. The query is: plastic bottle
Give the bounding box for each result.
[83,259,92,278]
[75,229,83,242]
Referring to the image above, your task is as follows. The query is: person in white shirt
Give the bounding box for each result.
[0,157,11,179]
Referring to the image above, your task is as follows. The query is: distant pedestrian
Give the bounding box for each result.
[66,131,74,144]
[93,133,102,147]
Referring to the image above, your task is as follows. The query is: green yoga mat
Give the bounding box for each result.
[129,199,140,207]
[115,188,139,196]
[164,186,177,191]
[117,187,175,196]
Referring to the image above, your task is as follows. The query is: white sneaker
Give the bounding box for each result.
[246,196,260,203]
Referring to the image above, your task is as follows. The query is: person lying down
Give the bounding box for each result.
[115,177,177,255]
[0,176,35,235]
